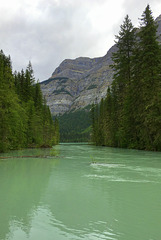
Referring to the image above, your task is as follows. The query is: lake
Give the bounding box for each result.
[0,143,161,240]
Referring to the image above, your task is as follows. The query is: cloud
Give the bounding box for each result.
[123,0,161,26]
[0,0,161,81]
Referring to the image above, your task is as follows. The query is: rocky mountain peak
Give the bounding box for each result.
[155,14,161,22]
[51,56,103,80]
[40,15,161,116]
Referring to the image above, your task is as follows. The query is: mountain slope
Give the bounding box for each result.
[40,44,116,115]
[40,14,161,117]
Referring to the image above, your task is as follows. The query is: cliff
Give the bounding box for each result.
[40,15,161,116]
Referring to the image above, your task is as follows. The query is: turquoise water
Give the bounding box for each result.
[0,143,161,240]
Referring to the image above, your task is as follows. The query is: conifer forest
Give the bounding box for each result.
[1,5,161,152]
[0,51,59,153]
[91,5,161,151]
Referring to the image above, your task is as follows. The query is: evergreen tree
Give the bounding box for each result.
[34,81,43,110]
[103,87,115,146]
[91,103,100,145]
[91,5,161,151]
[0,51,59,152]
[53,118,60,145]
[132,4,161,150]
[90,103,96,143]
[111,15,135,147]
[24,63,34,102]
[0,51,27,152]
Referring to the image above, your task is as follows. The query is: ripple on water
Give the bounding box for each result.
[90,163,125,168]
[84,174,160,184]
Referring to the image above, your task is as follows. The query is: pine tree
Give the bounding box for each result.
[103,87,113,146]
[0,51,59,152]
[53,118,60,145]
[34,81,43,110]
[132,4,161,150]
[91,5,161,151]
[0,51,27,152]
[111,15,135,147]
[112,15,135,84]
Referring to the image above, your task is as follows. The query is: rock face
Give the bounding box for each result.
[40,15,161,116]
[156,14,161,42]
[40,45,116,115]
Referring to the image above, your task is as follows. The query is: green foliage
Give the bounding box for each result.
[0,51,59,152]
[52,118,60,145]
[87,84,97,90]
[42,77,68,85]
[53,89,72,96]
[57,107,91,142]
[91,5,161,151]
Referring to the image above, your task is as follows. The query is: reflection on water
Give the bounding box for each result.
[0,148,59,240]
[0,144,161,240]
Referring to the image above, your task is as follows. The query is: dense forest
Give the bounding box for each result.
[0,51,59,153]
[91,5,161,151]
[57,107,91,142]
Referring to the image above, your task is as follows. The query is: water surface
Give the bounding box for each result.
[0,143,161,240]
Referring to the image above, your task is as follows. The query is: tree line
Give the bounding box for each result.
[57,107,91,142]
[91,5,161,151]
[0,51,59,152]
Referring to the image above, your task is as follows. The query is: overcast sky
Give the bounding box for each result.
[0,0,161,82]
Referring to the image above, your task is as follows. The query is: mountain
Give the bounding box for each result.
[40,15,161,116]
[40,44,116,115]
